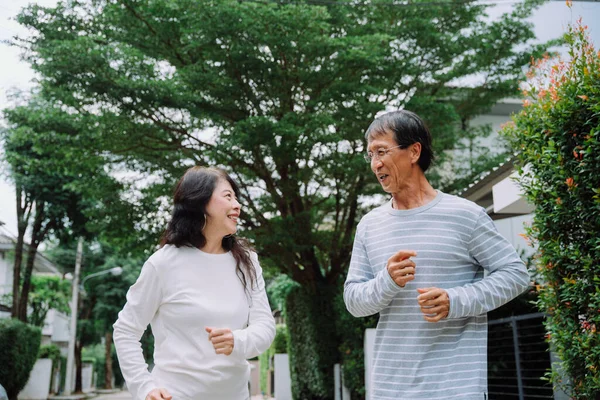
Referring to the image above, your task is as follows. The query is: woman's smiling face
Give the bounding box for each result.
[204,179,241,237]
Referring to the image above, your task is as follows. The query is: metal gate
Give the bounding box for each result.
[488,312,554,399]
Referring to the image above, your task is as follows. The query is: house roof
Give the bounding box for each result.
[457,155,528,221]
[0,232,14,249]
[0,227,62,275]
[458,155,517,202]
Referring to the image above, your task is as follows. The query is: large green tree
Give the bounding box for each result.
[2,98,96,322]
[1,94,136,323]
[14,1,554,397]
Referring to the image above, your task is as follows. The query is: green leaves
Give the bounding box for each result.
[500,22,600,399]
[11,0,553,284]
[28,275,71,327]
[7,2,557,397]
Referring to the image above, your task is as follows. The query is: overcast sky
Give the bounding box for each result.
[1,0,600,237]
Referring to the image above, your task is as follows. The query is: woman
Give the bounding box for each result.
[114,167,276,400]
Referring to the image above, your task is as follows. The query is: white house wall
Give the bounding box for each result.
[493,215,536,261]
[0,251,13,298]
[492,173,535,215]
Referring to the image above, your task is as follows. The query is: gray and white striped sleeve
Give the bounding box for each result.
[343,225,403,317]
[445,208,531,319]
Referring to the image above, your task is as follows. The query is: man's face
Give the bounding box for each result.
[367,131,412,193]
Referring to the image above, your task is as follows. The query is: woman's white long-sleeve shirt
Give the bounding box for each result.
[113,245,276,400]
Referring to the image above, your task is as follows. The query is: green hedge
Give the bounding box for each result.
[259,324,289,394]
[112,345,125,388]
[272,324,289,354]
[39,344,61,363]
[83,344,107,388]
[59,356,67,392]
[285,284,339,400]
[0,318,42,399]
[501,21,600,399]
[259,351,269,395]
[82,341,124,389]
[334,287,378,399]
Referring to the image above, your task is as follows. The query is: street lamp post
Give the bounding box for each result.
[79,266,123,295]
[64,238,123,395]
[64,238,83,396]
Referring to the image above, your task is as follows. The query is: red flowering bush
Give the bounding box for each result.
[501,20,600,399]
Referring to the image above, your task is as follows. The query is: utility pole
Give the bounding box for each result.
[65,238,83,395]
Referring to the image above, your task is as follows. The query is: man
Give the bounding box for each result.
[344,110,530,399]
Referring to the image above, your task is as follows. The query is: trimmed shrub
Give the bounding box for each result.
[83,344,106,388]
[59,356,67,392]
[259,351,270,395]
[259,324,289,394]
[285,284,339,400]
[112,345,124,388]
[501,21,600,399]
[334,287,378,400]
[272,324,289,354]
[39,344,61,365]
[0,318,42,400]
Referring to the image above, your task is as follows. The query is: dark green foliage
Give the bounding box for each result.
[259,351,270,395]
[1,96,130,323]
[141,327,155,366]
[272,324,289,355]
[259,324,289,394]
[501,22,600,399]
[112,346,125,387]
[334,285,378,399]
[0,319,41,400]
[12,0,555,285]
[285,284,339,400]
[28,275,71,328]
[39,344,61,361]
[59,356,67,392]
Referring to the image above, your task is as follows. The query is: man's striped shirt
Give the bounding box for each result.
[344,191,530,400]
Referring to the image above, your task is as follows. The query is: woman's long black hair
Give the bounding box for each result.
[160,166,256,292]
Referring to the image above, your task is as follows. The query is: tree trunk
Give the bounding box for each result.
[75,341,83,393]
[105,331,113,389]
[285,283,340,400]
[11,187,29,318]
[17,200,45,322]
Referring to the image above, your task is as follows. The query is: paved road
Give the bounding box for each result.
[95,393,132,400]
[94,391,272,400]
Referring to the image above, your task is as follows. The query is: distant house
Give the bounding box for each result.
[458,99,534,257]
[0,224,70,348]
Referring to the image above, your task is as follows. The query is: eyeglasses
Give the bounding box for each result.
[363,144,406,162]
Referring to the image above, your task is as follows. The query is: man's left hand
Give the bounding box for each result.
[416,287,449,323]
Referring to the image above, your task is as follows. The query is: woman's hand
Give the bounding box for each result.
[146,388,172,400]
[205,327,235,356]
